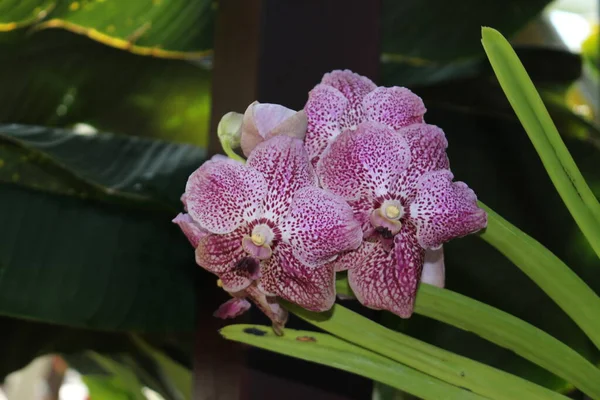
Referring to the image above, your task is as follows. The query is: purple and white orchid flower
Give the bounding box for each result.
[305,71,487,318]
[174,135,362,333]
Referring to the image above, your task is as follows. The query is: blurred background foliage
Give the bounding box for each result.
[0,0,598,399]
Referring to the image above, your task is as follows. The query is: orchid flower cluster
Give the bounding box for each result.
[174,70,487,333]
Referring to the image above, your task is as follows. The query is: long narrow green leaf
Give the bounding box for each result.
[221,325,486,400]
[336,276,600,399]
[286,303,566,400]
[481,27,600,258]
[480,203,600,351]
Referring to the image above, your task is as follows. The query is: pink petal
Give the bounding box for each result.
[420,247,445,288]
[281,186,363,267]
[258,244,336,312]
[348,224,425,318]
[392,124,449,201]
[185,159,267,234]
[321,70,376,129]
[409,170,487,249]
[195,227,258,293]
[241,102,298,156]
[363,87,426,130]
[172,213,209,248]
[213,298,251,319]
[304,84,348,164]
[246,136,316,223]
[267,110,308,141]
[317,121,410,201]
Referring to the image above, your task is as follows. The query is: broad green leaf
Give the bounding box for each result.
[336,277,600,399]
[287,303,567,400]
[82,375,142,400]
[382,0,550,63]
[221,325,486,400]
[0,124,204,330]
[0,30,211,144]
[481,27,600,258]
[0,0,214,58]
[0,0,54,30]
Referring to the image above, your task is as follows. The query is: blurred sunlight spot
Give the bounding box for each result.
[59,369,88,400]
[72,123,98,136]
[142,387,166,400]
[548,9,591,52]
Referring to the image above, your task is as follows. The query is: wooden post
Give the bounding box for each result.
[199,1,381,398]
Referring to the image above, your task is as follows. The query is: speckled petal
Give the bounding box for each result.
[245,285,289,335]
[281,186,363,266]
[258,243,336,312]
[241,102,298,156]
[304,84,347,164]
[348,224,425,318]
[410,170,487,249]
[363,87,426,130]
[195,226,249,274]
[393,124,449,200]
[317,121,410,200]
[321,70,376,129]
[213,298,251,319]
[247,136,317,223]
[185,159,267,234]
[421,247,445,288]
[172,213,209,248]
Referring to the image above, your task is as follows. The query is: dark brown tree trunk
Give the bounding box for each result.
[199,1,381,398]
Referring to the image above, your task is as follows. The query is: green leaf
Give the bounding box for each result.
[480,203,600,351]
[481,27,600,258]
[382,0,550,63]
[0,124,204,330]
[221,325,486,400]
[286,303,567,400]
[0,0,54,30]
[337,277,600,399]
[1,0,214,59]
[0,30,212,144]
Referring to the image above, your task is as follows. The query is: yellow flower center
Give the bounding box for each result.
[384,204,401,220]
[251,232,266,246]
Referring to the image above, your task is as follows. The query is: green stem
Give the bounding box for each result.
[219,139,245,163]
[480,202,600,350]
[481,27,600,258]
[287,302,568,400]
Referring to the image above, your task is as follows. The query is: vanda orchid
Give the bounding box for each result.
[306,70,487,317]
[175,69,486,328]
[174,135,362,333]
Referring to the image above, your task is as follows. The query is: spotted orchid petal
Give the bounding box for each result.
[195,227,264,293]
[185,158,267,234]
[213,298,252,319]
[259,244,336,312]
[421,247,445,288]
[247,136,317,223]
[282,186,362,267]
[304,84,347,164]
[348,224,425,318]
[240,102,307,156]
[321,70,376,129]
[410,170,487,249]
[393,124,449,200]
[172,213,209,248]
[317,121,410,201]
[363,87,426,130]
